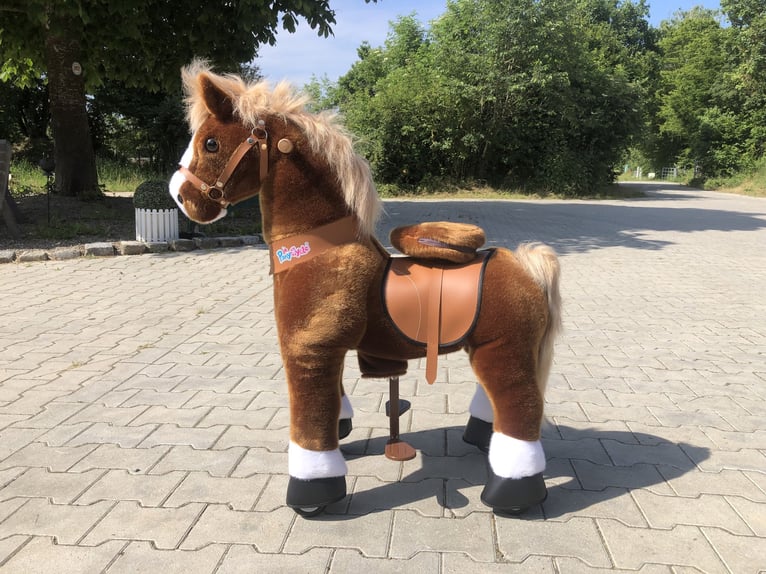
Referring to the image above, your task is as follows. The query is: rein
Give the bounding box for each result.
[179,121,269,205]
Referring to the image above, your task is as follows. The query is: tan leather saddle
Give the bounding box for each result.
[382,222,492,384]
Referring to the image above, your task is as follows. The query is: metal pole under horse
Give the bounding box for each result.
[384,377,416,461]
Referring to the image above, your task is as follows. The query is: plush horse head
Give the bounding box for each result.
[169,61,381,242]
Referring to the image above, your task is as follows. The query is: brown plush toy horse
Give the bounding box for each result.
[169,62,562,517]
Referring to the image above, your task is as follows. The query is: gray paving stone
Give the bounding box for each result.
[495,516,611,567]
[544,486,647,526]
[149,445,247,476]
[217,546,332,573]
[0,498,112,544]
[143,241,169,252]
[543,437,612,466]
[725,496,766,536]
[0,536,125,574]
[553,557,672,573]
[47,246,82,260]
[169,238,196,251]
[138,423,226,448]
[601,440,696,469]
[0,442,97,471]
[197,406,277,429]
[83,242,115,257]
[163,472,269,510]
[1,189,765,568]
[15,249,48,262]
[598,518,728,573]
[703,527,766,574]
[444,553,557,573]
[658,466,766,501]
[182,505,295,551]
[0,468,102,504]
[331,548,440,573]
[70,444,170,473]
[0,249,16,263]
[66,422,158,448]
[285,511,392,557]
[230,447,287,476]
[107,541,225,574]
[76,469,185,506]
[66,404,148,426]
[114,240,147,256]
[81,500,205,549]
[632,490,751,534]
[389,510,494,561]
[347,476,445,516]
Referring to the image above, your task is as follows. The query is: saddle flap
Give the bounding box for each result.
[383,251,491,349]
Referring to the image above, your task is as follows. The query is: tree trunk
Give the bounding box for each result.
[44,14,101,199]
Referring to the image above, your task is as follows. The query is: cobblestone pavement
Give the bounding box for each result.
[0,183,764,573]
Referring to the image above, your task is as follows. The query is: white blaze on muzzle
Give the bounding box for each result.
[169,142,228,223]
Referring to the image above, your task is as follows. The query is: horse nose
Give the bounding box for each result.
[177,194,184,204]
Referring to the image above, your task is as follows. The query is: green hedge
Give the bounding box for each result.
[133,180,176,210]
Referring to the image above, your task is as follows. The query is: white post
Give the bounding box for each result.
[135,208,179,242]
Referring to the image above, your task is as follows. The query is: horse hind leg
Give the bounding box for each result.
[467,344,548,515]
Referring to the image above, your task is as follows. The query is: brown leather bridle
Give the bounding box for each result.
[178,121,269,206]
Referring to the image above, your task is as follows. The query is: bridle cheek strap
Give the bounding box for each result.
[178,132,268,205]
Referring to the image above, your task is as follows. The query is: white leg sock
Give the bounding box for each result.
[340,394,354,420]
[488,432,546,479]
[288,441,347,480]
[469,384,494,422]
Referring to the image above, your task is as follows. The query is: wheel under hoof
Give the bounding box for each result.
[462,416,492,453]
[480,471,547,516]
[338,418,353,440]
[286,475,347,518]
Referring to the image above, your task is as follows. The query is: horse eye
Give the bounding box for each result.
[205,138,219,152]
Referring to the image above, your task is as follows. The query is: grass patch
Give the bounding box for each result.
[378,180,645,200]
[10,157,166,195]
[705,160,766,197]
[4,158,262,248]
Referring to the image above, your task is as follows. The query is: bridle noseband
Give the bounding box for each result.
[178,121,270,206]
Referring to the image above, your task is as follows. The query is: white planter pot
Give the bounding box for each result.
[135,208,179,242]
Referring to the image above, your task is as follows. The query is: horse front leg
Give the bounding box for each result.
[283,347,349,516]
[467,343,548,515]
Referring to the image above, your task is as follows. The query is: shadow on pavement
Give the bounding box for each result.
[314,425,710,520]
[379,192,766,254]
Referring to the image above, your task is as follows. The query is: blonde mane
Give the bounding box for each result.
[182,62,381,236]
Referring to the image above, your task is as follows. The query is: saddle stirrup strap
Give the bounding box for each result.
[426,267,445,385]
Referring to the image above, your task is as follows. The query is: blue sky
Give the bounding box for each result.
[258,0,722,87]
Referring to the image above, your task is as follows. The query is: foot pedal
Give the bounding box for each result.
[385,399,411,417]
[385,439,417,461]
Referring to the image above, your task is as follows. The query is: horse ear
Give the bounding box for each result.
[199,73,234,121]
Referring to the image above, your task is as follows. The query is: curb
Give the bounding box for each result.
[0,235,264,264]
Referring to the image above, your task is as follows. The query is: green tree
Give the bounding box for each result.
[721,0,766,162]
[652,8,738,175]
[335,0,644,193]
[0,0,357,198]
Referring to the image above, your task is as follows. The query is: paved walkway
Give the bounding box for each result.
[0,184,764,573]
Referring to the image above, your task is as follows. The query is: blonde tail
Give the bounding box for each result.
[514,242,562,395]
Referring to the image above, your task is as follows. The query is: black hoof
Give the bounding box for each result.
[338,418,353,440]
[462,416,492,453]
[481,471,547,515]
[286,475,346,516]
